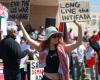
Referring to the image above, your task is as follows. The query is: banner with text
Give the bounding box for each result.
[9,0,30,21]
[30,60,44,80]
[59,1,90,22]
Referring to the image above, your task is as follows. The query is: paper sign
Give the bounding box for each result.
[59,1,91,22]
[30,60,44,80]
[9,0,30,21]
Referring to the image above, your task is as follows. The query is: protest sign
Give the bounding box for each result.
[9,0,30,21]
[30,60,44,80]
[59,1,90,22]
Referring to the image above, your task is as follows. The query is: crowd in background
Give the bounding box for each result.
[0,21,100,80]
[15,22,100,80]
[0,1,99,80]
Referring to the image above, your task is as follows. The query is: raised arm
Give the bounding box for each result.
[65,21,82,54]
[20,22,41,50]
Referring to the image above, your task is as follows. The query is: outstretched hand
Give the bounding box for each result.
[74,20,79,25]
[19,21,24,30]
[19,21,23,27]
[74,20,81,27]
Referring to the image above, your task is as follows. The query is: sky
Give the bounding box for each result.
[90,0,100,13]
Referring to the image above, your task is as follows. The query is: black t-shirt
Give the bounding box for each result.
[44,50,60,73]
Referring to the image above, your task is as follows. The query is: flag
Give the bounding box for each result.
[91,32,100,42]
[58,22,68,43]
[58,22,63,32]
[62,22,68,43]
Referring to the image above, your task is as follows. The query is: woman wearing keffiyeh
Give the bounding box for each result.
[19,21,82,80]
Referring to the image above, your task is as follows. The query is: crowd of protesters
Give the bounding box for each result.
[19,21,83,80]
[0,1,100,80]
[0,20,100,80]
[20,22,100,80]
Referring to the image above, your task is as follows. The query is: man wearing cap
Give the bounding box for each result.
[1,25,28,80]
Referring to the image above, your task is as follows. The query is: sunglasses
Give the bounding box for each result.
[51,34,62,38]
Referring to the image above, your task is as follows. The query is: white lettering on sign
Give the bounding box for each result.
[59,1,91,22]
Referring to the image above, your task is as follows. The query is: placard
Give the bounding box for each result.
[59,1,91,22]
[30,60,44,80]
[9,0,30,21]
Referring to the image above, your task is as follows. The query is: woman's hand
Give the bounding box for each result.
[19,21,41,50]
[65,21,82,54]
[74,20,80,26]
[19,21,24,29]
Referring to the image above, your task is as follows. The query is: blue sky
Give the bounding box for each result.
[90,0,100,12]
